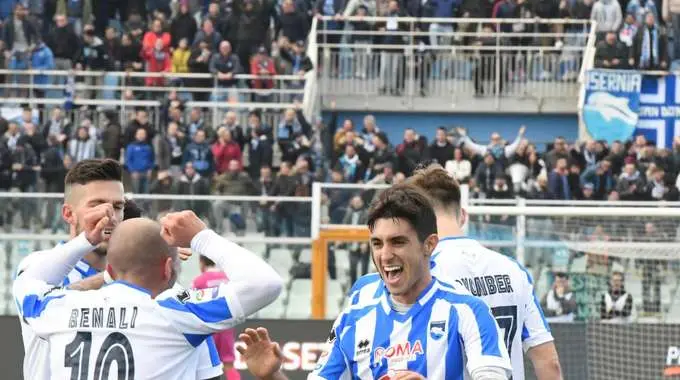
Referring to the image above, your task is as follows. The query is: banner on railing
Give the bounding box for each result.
[582,70,680,148]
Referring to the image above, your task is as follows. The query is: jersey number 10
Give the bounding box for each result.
[65,331,135,380]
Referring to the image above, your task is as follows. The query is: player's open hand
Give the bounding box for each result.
[236,327,282,378]
[82,203,115,245]
[159,210,207,248]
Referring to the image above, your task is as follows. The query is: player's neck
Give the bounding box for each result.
[435,211,463,237]
[393,273,433,305]
[116,274,165,298]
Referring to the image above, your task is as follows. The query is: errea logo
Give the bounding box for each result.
[355,339,371,357]
[374,340,424,365]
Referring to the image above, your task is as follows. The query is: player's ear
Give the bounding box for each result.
[458,208,467,229]
[163,257,173,282]
[424,234,438,256]
[62,203,76,226]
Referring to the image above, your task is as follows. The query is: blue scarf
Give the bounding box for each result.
[640,26,659,68]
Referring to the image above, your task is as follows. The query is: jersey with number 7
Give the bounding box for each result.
[349,237,553,380]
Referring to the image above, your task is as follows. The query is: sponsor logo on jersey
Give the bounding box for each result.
[429,320,446,340]
[664,346,680,376]
[355,339,371,357]
[194,289,207,301]
[374,340,424,365]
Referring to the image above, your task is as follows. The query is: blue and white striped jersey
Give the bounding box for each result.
[347,237,554,380]
[14,240,223,380]
[310,278,511,379]
[13,272,244,380]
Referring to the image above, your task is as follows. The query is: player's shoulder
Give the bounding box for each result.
[16,250,52,277]
[347,272,383,305]
[349,272,381,295]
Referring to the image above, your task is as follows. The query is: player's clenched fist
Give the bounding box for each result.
[82,204,115,245]
[159,210,207,247]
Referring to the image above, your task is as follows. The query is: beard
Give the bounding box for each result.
[76,220,108,256]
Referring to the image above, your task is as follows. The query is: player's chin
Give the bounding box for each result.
[93,242,108,257]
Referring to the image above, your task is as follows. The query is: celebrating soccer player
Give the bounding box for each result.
[13,159,224,380]
[13,210,283,379]
[350,164,562,380]
[239,184,512,379]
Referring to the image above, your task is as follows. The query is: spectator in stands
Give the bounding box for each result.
[568,161,584,199]
[41,135,67,231]
[124,109,155,146]
[619,13,639,47]
[627,0,658,23]
[427,127,455,167]
[278,39,313,102]
[457,126,525,171]
[188,38,214,101]
[210,40,243,102]
[342,195,369,284]
[149,171,176,218]
[595,31,629,68]
[278,0,309,44]
[526,173,553,199]
[580,157,615,199]
[120,32,144,73]
[396,128,426,176]
[143,18,171,52]
[10,139,39,229]
[548,157,572,199]
[544,136,570,170]
[3,4,37,58]
[542,272,578,322]
[154,121,185,176]
[254,165,276,239]
[170,1,198,48]
[665,0,680,62]
[125,128,155,194]
[193,18,222,51]
[578,182,597,200]
[231,0,265,70]
[171,38,192,77]
[246,109,273,140]
[631,12,669,70]
[182,129,214,178]
[445,147,472,183]
[46,14,80,71]
[100,111,122,160]
[246,126,274,179]
[600,271,634,320]
[474,153,497,194]
[175,161,212,221]
[270,161,298,237]
[640,222,665,313]
[126,12,146,43]
[616,160,645,200]
[591,0,623,36]
[18,122,45,159]
[214,159,256,234]
[250,46,277,102]
[644,166,674,200]
[337,144,363,182]
[3,122,21,152]
[68,126,99,163]
[205,1,229,37]
[377,0,407,95]
[187,107,212,139]
[220,111,246,149]
[212,127,242,174]
[142,38,172,88]
[104,27,122,70]
[76,25,110,71]
[365,132,395,180]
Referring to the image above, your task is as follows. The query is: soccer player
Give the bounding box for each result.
[13,210,283,379]
[240,185,512,379]
[350,165,562,380]
[15,159,223,380]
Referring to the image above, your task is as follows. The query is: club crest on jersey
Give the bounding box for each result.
[355,339,371,357]
[429,320,446,340]
[373,340,424,365]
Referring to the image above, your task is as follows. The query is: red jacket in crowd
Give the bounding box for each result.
[212,140,242,174]
[142,47,172,86]
[250,56,277,90]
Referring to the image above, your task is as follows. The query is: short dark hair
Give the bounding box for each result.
[64,159,123,188]
[123,198,143,219]
[407,164,461,214]
[367,184,437,243]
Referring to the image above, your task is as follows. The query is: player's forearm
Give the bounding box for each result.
[21,233,94,284]
[528,342,563,380]
[191,229,283,315]
[67,272,107,291]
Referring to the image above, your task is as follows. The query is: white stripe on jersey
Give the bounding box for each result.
[347,236,554,380]
[311,279,511,379]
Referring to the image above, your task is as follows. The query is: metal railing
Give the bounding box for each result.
[316,16,594,111]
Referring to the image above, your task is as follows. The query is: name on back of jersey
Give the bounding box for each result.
[455,274,514,297]
[68,306,138,329]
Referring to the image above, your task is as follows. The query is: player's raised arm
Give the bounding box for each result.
[453,295,512,380]
[157,211,283,334]
[13,204,113,318]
